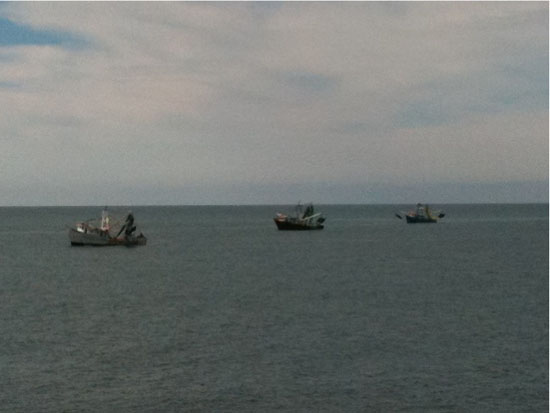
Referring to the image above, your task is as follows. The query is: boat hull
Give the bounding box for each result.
[274,218,324,230]
[69,228,147,246]
[405,215,437,224]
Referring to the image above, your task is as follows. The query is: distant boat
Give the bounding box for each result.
[68,208,147,246]
[395,203,445,224]
[274,203,325,230]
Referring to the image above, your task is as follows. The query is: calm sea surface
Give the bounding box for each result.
[0,204,547,412]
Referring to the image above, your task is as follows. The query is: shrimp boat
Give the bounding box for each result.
[274,203,325,230]
[395,203,445,224]
[68,208,147,246]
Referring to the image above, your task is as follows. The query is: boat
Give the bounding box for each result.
[395,203,445,223]
[68,208,147,246]
[274,203,325,230]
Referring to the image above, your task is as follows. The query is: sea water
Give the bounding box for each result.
[0,204,547,412]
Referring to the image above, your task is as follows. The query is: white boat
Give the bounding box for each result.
[68,208,147,246]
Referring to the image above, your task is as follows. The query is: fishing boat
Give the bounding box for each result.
[395,203,445,223]
[274,203,325,230]
[68,208,147,246]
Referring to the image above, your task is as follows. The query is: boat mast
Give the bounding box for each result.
[100,207,110,232]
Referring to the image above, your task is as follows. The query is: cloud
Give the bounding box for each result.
[0,2,547,205]
[0,16,87,48]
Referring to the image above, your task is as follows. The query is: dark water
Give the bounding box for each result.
[0,204,547,412]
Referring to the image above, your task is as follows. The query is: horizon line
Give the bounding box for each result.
[0,201,548,208]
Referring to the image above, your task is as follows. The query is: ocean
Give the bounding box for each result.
[0,204,547,412]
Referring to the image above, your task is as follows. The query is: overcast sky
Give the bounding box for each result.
[0,2,547,205]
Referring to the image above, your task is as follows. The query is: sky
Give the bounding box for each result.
[0,1,547,206]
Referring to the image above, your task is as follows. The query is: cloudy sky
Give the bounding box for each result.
[0,2,547,205]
